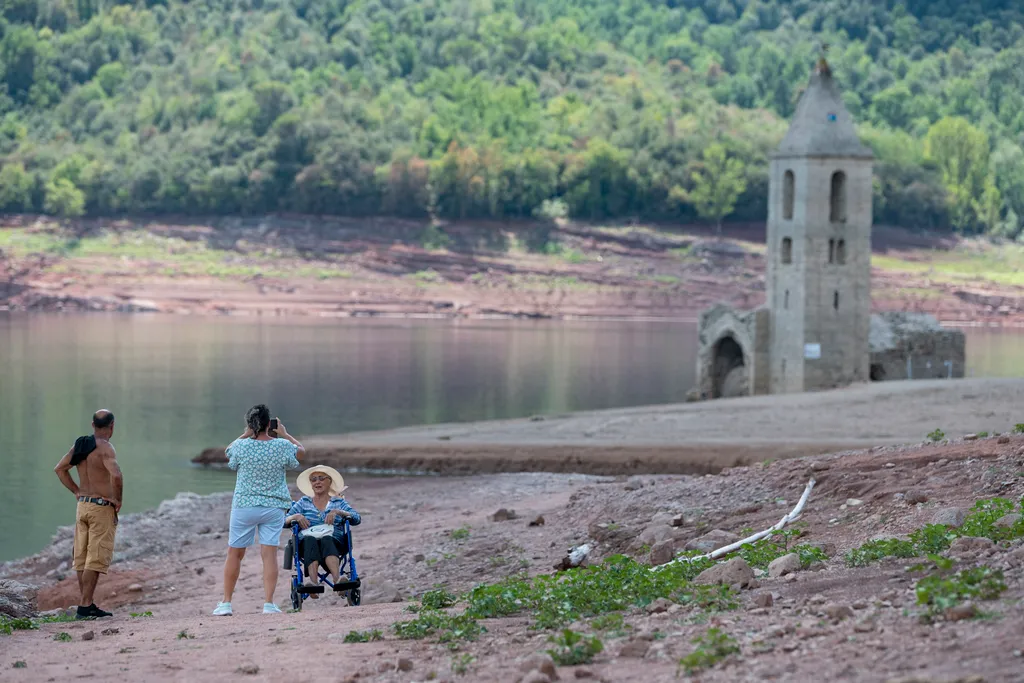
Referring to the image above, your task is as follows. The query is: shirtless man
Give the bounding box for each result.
[54,410,123,620]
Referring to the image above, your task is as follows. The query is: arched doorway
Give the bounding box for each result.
[711,335,747,399]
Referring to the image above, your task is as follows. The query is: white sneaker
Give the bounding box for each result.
[263,603,282,614]
[212,602,233,616]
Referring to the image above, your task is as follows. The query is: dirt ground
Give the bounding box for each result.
[3,428,1024,682]
[194,378,1024,475]
[3,217,1023,324]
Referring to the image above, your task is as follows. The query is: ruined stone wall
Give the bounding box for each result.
[696,304,770,398]
[868,312,966,381]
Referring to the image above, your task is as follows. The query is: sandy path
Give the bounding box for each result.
[1,474,598,683]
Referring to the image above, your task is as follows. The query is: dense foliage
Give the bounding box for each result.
[1,0,1024,238]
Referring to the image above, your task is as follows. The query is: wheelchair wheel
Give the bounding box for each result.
[290,583,302,612]
[347,587,361,607]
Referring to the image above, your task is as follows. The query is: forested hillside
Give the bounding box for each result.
[1,0,1023,239]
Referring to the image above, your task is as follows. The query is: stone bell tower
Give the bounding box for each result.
[765,58,873,393]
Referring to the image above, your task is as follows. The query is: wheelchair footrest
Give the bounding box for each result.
[297,585,325,594]
[332,580,361,592]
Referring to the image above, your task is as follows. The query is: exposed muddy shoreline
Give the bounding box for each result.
[192,377,1024,476]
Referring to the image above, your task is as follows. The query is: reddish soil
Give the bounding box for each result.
[3,215,1023,325]
[3,433,1024,682]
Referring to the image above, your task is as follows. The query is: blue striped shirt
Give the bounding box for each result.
[287,496,361,540]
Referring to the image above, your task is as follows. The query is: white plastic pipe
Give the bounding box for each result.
[654,478,816,571]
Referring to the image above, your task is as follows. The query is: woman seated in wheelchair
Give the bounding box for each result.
[285,465,361,594]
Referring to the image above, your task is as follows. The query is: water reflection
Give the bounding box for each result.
[0,314,695,560]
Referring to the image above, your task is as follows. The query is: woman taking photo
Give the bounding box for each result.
[213,404,304,616]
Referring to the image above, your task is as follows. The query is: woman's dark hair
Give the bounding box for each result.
[246,404,271,438]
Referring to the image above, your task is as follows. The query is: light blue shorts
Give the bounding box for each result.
[229,507,286,548]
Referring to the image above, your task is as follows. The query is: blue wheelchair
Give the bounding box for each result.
[282,520,361,611]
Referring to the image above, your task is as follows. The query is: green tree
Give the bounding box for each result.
[688,143,748,237]
[44,178,86,217]
[924,117,991,233]
[0,162,34,211]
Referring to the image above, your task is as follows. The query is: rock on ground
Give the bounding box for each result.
[932,507,967,527]
[767,553,801,578]
[684,529,740,553]
[694,557,754,589]
[0,579,37,618]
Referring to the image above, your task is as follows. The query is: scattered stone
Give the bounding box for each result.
[236,665,259,675]
[752,592,774,608]
[648,540,675,567]
[624,478,643,491]
[128,583,144,593]
[768,553,801,578]
[397,658,414,672]
[195,567,205,576]
[646,598,673,614]
[846,498,864,507]
[413,554,426,563]
[101,628,120,636]
[945,603,978,622]
[619,639,650,658]
[796,627,828,640]
[81,631,95,641]
[854,619,876,633]
[529,516,546,527]
[684,529,740,553]
[810,462,830,472]
[823,603,855,621]
[949,537,995,553]
[377,661,396,673]
[852,600,868,610]
[638,523,675,547]
[932,508,967,528]
[995,513,1022,529]
[520,672,552,683]
[904,490,929,505]
[998,435,1011,444]
[0,580,38,619]
[575,669,594,679]
[671,513,685,527]
[518,655,557,679]
[964,433,979,441]
[695,557,754,589]
[555,544,591,571]
[492,508,518,522]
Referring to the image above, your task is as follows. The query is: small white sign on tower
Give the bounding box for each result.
[804,343,822,360]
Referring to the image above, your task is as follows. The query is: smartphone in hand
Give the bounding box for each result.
[269,418,279,436]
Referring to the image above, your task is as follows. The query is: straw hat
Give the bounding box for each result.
[296,465,347,498]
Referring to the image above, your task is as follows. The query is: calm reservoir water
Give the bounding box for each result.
[1,314,1023,561]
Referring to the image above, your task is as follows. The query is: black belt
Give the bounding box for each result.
[78,496,112,507]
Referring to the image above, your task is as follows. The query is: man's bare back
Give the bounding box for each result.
[74,441,121,504]
[55,410,123,511]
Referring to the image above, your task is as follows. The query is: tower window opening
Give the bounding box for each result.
[781,237,792,264]
[828,238,835,264]
[833,290,840,310]
[784,290,789,309]
[836,239,846,264]
[830,171,847,223]
[783,170,794,220]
